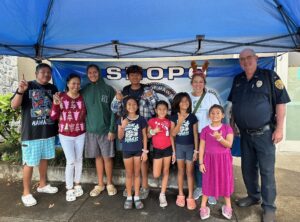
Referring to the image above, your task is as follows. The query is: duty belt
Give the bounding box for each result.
[244,124,271,136]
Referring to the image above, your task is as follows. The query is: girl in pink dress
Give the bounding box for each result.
[198,104,234,220]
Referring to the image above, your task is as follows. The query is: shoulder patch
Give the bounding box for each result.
[275,79,285,90]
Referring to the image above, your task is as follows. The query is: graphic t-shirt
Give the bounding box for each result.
[50,92,86,137]
[148,117,171,149]
[16,81,58,141]
[117,115,147,152]
[170,113,198,145]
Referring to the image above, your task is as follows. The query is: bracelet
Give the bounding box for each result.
[217,137,224,142]
[172,152,176,155]
[16,89,24,95]
[149,129,156,136]
[193,150,199,154]
[142,149,149,154]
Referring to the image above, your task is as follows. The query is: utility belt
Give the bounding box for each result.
[243,124,271,136]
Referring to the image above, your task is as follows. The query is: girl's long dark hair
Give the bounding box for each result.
[171,92,192,115]
[155,100,169,118]
[123,96,139,118]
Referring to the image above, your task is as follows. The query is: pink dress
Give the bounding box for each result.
[200,124,234,199]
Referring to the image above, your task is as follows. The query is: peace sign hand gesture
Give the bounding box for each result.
[53,92,61,105]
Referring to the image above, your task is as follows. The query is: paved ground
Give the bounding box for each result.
[0,153,299,222]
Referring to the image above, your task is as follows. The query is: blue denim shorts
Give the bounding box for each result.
[175,144,194,162]
[21,137,55,166]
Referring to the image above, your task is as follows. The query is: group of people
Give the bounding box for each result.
[11,48,290,222]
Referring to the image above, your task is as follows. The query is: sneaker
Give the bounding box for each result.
[208,196,217,205]
[21,194,37,207]
[74,185,84,197]
[37,184,58,194]
[159,193,168,208]
[222,205,233,220]
[193,187,203,200]
[66,189,76,202]
[139,187,150,200]
[200,206,210,220]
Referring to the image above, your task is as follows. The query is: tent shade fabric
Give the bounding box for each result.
[0,0,299,60]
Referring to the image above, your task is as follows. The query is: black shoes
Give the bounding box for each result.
[236,196,261,207]
[262,211,276,222]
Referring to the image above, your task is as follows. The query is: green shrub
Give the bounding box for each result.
[0,93,21,146]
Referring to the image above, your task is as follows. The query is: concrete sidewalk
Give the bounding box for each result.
[0,152,299,222]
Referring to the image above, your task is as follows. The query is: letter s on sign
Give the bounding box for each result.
[107,67,121,80]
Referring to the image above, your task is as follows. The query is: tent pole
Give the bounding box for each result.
[0,44,36,61]
[112,40,120,58]
[36,0,55,61]
[194,35,205,55]
[273,0,299,48]
[43,43,114,59]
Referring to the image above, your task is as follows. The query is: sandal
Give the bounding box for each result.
[186,198,196,210]
[74,185,84,197]
[124,199,133,210]
[222,205,233,220]
[106,184,117,196]
[176,195,185,207]
[21,194,37,207]
[37,184,58,194]
[66,189,76,202]
[89,185,105,197]
[134,198,144,210]
[200,206,210,220]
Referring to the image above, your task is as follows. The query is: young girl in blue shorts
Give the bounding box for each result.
[170,92,198,210]
[117,96,148,210]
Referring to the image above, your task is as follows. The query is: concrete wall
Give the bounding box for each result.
[0,56,18,94]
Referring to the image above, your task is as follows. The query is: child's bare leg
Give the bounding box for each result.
[201,195,208,208]
[161,157,171,194]
[186,161,194,199]
[224,196,232,208]
[133,156,141,197]
[177,160,185,196]
[123,157,134,196]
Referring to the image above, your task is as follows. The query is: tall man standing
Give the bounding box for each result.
[228,48,290,222]
[11,63,59,207]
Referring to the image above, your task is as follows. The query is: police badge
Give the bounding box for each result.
[256,80,263,88]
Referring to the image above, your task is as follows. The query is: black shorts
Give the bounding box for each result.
[123,150,142,159]
[153,146,172,159]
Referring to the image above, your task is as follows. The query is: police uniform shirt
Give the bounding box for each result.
[228,68,290,130]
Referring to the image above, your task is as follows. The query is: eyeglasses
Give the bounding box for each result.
[239,55,256,62]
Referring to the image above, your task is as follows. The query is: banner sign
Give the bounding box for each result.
[52,57,275,156]
[52,57,275,108]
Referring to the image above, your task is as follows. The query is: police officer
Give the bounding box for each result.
[228,48,290,222]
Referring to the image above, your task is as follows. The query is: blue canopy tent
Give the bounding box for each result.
[0,0,299,62]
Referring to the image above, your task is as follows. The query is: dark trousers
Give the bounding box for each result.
[240,129,276,212]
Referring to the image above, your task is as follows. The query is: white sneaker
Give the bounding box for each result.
[74,185,84,197]
[66,189,76,202]
[37,184,58,194]
[21,194,37,207]
[159,193,168,208]
[193,187,203,200]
